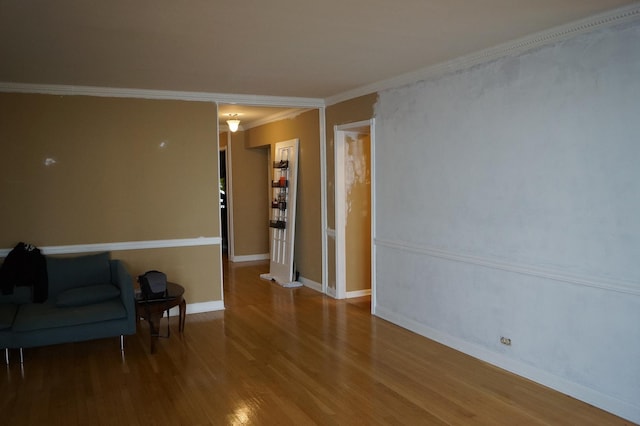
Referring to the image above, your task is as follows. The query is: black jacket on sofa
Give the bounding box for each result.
[0,242,48,303]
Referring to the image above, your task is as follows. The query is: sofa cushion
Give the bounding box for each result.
[56,284,120,307]
[0,286,32,305]
[12,299,126,332]
[46,252,111,297]
[0,304,18,330]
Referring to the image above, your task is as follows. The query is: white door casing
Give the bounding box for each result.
[335,119,376,311]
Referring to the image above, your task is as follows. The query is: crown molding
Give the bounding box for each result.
[0,82,324,108]
[1,4,638,109]
[325,3,640,106]
[242,108,312,130]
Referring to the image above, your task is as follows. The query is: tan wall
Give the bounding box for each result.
[228,130,269,257]
[345,133,371,292]
[0,93,221,304]
[325,94,377,291]
[113,245,222,302]
[245,110,322,283]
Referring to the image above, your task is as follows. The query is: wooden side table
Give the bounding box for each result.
[135,282,186,353]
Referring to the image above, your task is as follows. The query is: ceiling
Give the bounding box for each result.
[0,1,636,126]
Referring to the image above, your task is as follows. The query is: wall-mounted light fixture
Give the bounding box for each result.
[226,114,241,132]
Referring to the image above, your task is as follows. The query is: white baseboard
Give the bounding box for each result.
[229,253,270,262]
[326,286,337,298]
[299,276,322,293]
[346,289,371,299]
[168,300,225,316]
[322,287,370,299]
[374,306,640,424]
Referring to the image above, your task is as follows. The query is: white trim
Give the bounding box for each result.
[369,118,377,315]
[226,131,236,259]
[229,253,270,263]
[346,289,371,299]
[319,107,328,296]
[375,238,640,297]
[326,228,336,239]
[374,306,640,424]
[0,82,324,108]
[0,237,221,257]
[336,120,373,131]
[216,108,226,306]
[326,286,337,299]
[300,276,323,293]
[334,125,347,299]
[325,4,640,106]
[335,120,375,301]
[168,300,225,316]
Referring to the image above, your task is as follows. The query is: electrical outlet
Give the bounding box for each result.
[500,336,512,346]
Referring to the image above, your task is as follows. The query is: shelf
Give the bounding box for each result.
[271,201,287,210]
[273,160,289,169]
[272,180,288,188]
[269,220,286,229]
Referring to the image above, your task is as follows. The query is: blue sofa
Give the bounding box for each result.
[0,252,136,363]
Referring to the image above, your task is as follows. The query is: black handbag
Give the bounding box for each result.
[138,270,168,300]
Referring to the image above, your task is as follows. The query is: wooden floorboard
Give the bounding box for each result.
[0,258,633,425]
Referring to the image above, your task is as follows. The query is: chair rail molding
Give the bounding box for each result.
[0,237,221,257]
[375,238,640,297]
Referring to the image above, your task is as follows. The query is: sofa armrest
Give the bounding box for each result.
[110,260,136,334]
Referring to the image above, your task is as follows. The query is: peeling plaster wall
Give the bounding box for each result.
[345,134,370,219]
[345,133,371,293]
[374,21,640,422]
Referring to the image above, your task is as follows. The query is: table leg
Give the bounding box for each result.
[179,299,186,333]
[147,311,164,354]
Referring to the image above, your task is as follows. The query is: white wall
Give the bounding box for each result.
[374,21,640,422]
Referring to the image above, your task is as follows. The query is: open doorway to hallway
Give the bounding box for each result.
[218,104,294,264]
[219,149,228,254]
[335,119,375,312]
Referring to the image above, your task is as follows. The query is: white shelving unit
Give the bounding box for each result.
[260,139,301,287]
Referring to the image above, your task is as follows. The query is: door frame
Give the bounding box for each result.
[219,146,229,254]
[222,132,235,259]
[334,119,376,312]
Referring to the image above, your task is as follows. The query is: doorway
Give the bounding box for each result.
[219,149,228,254]
[335,119,375,312]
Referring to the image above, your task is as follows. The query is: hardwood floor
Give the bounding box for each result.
[1,259,633,425]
